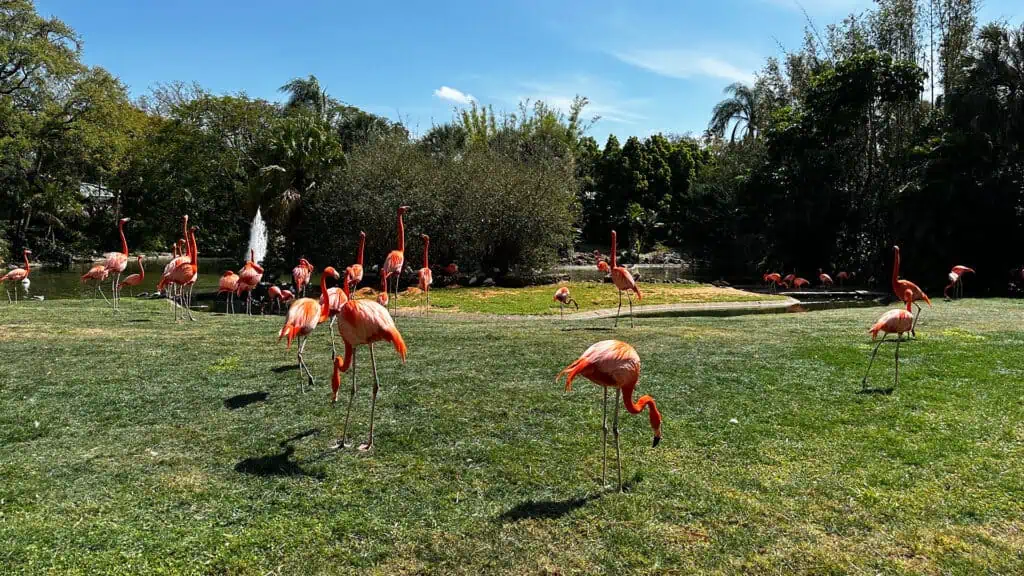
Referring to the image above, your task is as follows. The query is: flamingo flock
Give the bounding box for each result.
[6,203,986,491]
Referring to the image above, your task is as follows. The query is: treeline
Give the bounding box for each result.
[2,0,1022,291]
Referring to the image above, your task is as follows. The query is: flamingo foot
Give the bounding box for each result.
[357,442,373,452]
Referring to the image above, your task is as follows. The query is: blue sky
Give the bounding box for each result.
[37,0,1021,145]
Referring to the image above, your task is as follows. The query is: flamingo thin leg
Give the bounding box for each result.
[339,352,357,448]
[601,386,608,486]
[359,343,380,452]
[861,332,888,388]
[613,387,622,492]
[297,336,314,392]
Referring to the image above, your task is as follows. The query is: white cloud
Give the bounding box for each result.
[433,85,475,105]
[612,49,756,84]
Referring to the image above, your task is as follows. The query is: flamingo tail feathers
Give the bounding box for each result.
[555,357,590,392]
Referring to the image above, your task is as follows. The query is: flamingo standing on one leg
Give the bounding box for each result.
[346,231,366,290]
[608,230,641,328]
[892,245,931,337]
[553,286,578,318]
[862,289,915,390]
[1,249,32,303]
[556,340,662,492]
[293,258,313,297]
[818,269,833,288]
[950,265,975,299]
[236,249,264,315]
[417,234,433,310]
[944,272,959,300]
[81,264,110,303]
[117,255,145,298]
[331,271,408,452]
[218,271,239,313]
[381,206,409,316]
[102,217,130,310]
[278,266,339,392]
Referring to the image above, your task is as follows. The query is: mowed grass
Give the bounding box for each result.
[2,298,1023,574]
[365,281,782,315]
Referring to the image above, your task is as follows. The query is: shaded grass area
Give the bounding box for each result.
[378,281,782,315]
[1,298,1023,574]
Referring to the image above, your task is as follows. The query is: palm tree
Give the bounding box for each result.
[708,82,764,142]
[279,75,330,122]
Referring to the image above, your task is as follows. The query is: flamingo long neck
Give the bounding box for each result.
[423,238,429,268]
[189,229,197,267]
[892,249,901,293]
[119,220,128,256]
[611,231,617,269]
[23,251,30,273]
[621,383,662,436]
[138,257,144,279]
[397,211,405,253]
[182,217,188,248]
[318,270,331,320]
[357,234,365,266]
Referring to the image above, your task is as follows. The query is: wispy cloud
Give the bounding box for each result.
[433,85,475,105]
[513,75,649,125]
[612,49,756,84]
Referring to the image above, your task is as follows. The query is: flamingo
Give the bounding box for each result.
[117,255,145,298]
[417,234,433,310]
[892,245,931,336]
[236,248,264,315]
[556,340,662,492]
[156,226,199,321]
[326,280,349,358]
[380,205,409,316]
[162,238,184,311]
[443,262,458,277]
[608,230,642,328]
[376,284,389,309]
[553,286,579,317]
[102,217,130,310]
[80,264,110,302]
[792,277,810,290]
[268,286,285,313]
[346,231,366,289]
[862,289,915,390]
[161,217,189,311]
[280,289,295,304]
[292,258,313,297]
[818,269,833,287]
[783,273,795,285]
[1,249,32,303]
[597,260,610,273]
[331,271,408,452]
[218,271,239,313]
[763,273,782,294]
[837,271,850,286]
[278,266,339,391]
[949,265,975,299]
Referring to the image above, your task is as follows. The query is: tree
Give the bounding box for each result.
[707,82,765,141]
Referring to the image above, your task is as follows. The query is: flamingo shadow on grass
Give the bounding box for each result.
[857,386,895,395]
[498,475,642,522]
[126,318,151,323]
[223,391,269,410]
[271,364,299,374]
[234,429,324,479]
[559,327,614,333]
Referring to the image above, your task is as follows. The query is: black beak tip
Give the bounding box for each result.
[652,436,661,448]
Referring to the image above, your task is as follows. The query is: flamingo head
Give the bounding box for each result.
[359,231,366,239]
[893,245,900,253]
[120,217,130,224]
[398,205,410,215]
[23,249,31,255]
[597,261,611,273]
[421,234,429,242]
[323,266,341,280]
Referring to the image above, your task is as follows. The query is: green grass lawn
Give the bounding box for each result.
[2,298,1023,574]
[371,281,783,315]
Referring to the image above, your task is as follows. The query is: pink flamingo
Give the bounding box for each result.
[157,226,199,321]
[763,272,782,294]
[443,262,458,277]
[81,264,110,302]
[331,270,408,451]
[268,286,285,313]
[236,249,264,315]
[783,273,795,285]
[117,255,145,298]
[892,246,931,336]
[948,265,975,299]
[1,249,32,303]
[102,217,130,309]
[836,271,851,286]
[346,231,366,290]
[326,278,350,358]
[862,289,915,390]
[417,234,433,310]
[553,286,578,317]
[793,277,810,290]
[380,206,409,316]
[609,230,641,327]
[292,258,313,297]
[278,266,340,391]
[218,271,239,313]
[818,269,833,287]
[556,340,662,491]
